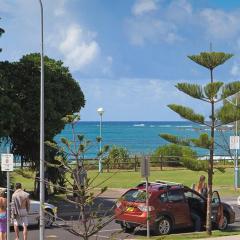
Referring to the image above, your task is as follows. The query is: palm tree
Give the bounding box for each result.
[161,52,240,235]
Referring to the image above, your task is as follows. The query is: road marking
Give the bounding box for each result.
[93,234,110,239]
[46,235,57,239]
[99,229,122,232]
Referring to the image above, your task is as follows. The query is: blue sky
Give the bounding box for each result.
[1,0,240,121]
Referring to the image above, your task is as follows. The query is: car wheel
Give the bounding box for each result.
[120,223,135,233]
[44,209,54,228]
[218,212,228,230]
[154,216,172,235]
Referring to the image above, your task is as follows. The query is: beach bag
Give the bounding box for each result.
[0,212,7,222]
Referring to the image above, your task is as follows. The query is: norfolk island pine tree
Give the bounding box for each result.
[160,52,240,235]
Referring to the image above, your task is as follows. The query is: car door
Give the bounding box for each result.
[167,189,192,226]
[212,191,224,227]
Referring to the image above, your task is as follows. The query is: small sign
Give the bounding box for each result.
[1,154,14,171]
[230,136,240,150]
[141,157,150,178]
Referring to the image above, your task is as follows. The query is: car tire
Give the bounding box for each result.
[120,223,135,233]
[218,212,228,230]
[44,209,54,228]
[154,216,172,235]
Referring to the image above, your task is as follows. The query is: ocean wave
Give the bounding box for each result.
[159,125,171,127]
[150,125,155,127]
[176,125,193,128]
[133,124,145,127]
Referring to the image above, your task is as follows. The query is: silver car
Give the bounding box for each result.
[0,188,57,227]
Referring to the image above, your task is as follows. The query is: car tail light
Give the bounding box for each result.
[138,205,155,212]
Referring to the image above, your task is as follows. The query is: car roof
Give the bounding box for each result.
[134,180,185,193]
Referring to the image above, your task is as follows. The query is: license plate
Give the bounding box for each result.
[126,207,134,212]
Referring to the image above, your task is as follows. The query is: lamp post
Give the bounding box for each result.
[97,107,104,172]
[38,0,45,239]
[226,97,239,190]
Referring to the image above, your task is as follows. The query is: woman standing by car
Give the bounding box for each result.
[195,175,207,197]
[0,189,7,240]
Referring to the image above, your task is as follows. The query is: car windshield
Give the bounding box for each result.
[122,189,147,202]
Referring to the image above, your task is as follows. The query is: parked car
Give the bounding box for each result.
[115,180,235,235]
[0,188,57,227]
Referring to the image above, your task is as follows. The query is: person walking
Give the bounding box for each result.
[11,183,30,240]
[0,189,7,240]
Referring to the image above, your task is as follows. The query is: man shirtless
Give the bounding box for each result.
[11,183,30,240]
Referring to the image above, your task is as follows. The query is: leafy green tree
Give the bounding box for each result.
[160,52,240,235]
[0,53,85,173]
[106,145,130,169]
[151,143,198,167]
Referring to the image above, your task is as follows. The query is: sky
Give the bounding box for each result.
[1,0,240,121]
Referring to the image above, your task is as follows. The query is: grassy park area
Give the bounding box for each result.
[11,167,240,197]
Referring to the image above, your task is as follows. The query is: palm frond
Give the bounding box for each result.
[188,52,233,70]
[168,104,205,124]
[204,82,224,100]
[221,81,240,99]
[176,83,205,100]
[160,133,190,146]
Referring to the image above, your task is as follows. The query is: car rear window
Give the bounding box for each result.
[123,189,147,202]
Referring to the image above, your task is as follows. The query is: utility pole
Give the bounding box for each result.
[38,1,45,239]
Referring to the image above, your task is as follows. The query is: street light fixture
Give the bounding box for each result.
[226,97,239,190]
[97,107,104,173]
[38,1,45,239]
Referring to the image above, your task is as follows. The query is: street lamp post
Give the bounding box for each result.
[226,97,239,190]
[97,107,104,173]
[38,1,45,239]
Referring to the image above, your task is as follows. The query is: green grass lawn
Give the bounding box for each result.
[10,167,240,197]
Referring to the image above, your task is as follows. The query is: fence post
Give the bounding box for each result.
[160,155,163,171]
[134,156,137,172]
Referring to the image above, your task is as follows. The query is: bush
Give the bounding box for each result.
[106,146,130,169]
[151,144,197,167]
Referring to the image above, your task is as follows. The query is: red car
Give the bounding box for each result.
[115,180,235,235]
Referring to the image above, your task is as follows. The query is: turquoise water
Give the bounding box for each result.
[54,121,235,158]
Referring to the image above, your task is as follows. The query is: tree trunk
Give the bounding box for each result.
[206,69,214,235]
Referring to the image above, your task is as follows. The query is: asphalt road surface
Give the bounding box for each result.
[9,197,240,240]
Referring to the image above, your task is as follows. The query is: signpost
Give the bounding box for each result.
[230,136,240,189]
[1,153,13,240]
[141,157,150,238]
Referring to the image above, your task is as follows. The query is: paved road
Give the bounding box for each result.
[8,193,240,239]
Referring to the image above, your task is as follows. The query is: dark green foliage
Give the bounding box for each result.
[176,83,204,100]
[181,157,207,172]
[217,98,240,124]
[0,53,85,169]
[168,104,205,123]
[188,52,233,70]
[204,82,224,100]
[190,133,212,149]
[160,133,190,146]
[106,146,130,168]
[151,144,197,167]
[221,81,240,99]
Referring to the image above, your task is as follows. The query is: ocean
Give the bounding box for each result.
[54,121,236,158]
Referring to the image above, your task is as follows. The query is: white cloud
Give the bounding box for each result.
[231,62,240,77]
[200,9,240,39]
[58,24,100,71]
[166,0,192,22]
[54,0,67,16]
[126,17,182,45]
[132,0,158,16]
